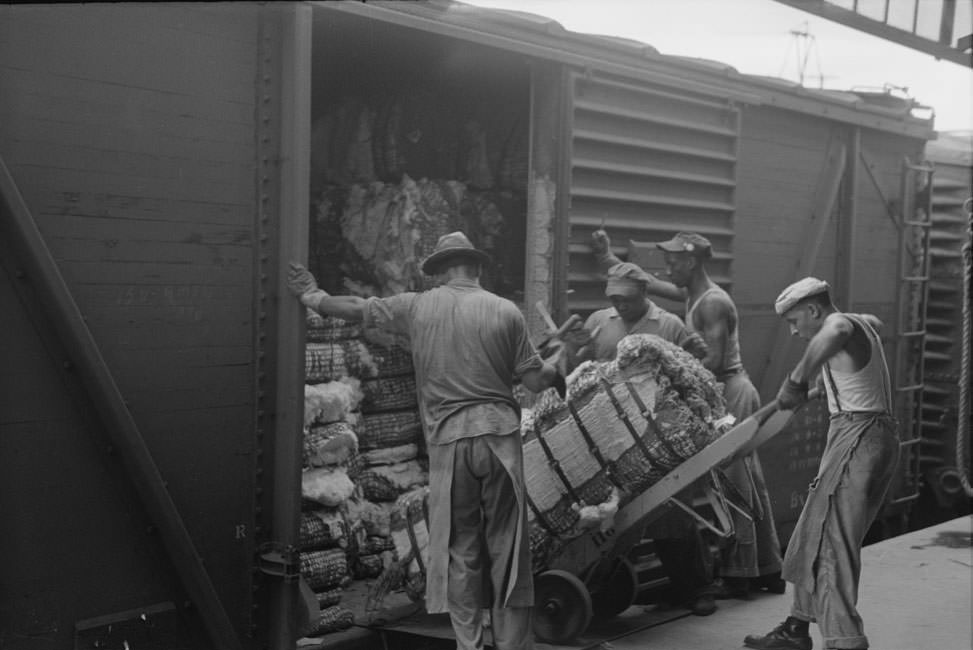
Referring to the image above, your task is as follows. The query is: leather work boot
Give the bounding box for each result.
[688,593,717,616]
[743,617,812,650]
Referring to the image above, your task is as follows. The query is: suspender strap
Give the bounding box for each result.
[824,363,843,413]
[535,426,583,504]
[525,493,559,538]
[567,401,624,490]
[403,502,426,575]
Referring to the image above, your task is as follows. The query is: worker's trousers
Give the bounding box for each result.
[448,435,534,650]
[785,414,898,649]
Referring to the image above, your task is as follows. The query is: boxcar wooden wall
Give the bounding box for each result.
[734,104,925,393]
[0,4,262,644]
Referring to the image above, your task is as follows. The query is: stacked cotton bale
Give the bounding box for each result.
[300,306,433,638]
[347,339,428,582]
[298,310,372,635]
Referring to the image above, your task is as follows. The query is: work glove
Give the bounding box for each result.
[287,262,328,308]
[681,332,709,361]
[777,377,809,410]
[287,262,318,296]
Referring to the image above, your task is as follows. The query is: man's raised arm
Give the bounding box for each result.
[591,229,684,302]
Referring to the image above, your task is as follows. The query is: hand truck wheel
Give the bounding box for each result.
[590,556,638,619]
[533,569,592,644]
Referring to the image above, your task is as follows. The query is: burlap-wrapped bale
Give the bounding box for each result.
[315,588,343,609]
[360,442,420,465]
[299,509,350,552]
[304,605,355,636]
[300,549,349,591]
[356,460,428,503]
[306,309,363,343]
[364,341,414,377]
[358,410,423,450]
[305,341,378,383]
[304,422,359,469]
[360,375,419,412]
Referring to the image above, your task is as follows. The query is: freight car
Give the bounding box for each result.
[0,3,947,649]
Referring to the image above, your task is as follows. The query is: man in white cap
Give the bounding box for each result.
[288,231,564,650]
[592,229,784,600]
[565,257,718,617]
[744,277,898,650]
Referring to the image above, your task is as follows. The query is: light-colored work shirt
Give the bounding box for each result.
[582,301,694,363]
[362,278,542,446]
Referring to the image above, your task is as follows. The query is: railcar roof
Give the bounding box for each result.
[313,0,936,140]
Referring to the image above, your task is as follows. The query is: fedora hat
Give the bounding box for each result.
[421,231,491,274]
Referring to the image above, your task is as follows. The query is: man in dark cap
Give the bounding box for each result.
[744,278,898,650]
[591,229,784,601]
[288,231,564,650]
[568,260,707,367]
[564,254,717,617]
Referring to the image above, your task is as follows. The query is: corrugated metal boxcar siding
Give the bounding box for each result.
[0,4,260,640]
[565,72,739,315]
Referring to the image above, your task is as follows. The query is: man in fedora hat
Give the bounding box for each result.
[744,278,898,650]
[592,228,785,600]
[288,231,564,650]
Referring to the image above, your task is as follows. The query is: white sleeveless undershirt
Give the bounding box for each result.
[821,314,892,415]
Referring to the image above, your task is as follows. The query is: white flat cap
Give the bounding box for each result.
[774,277,830,315]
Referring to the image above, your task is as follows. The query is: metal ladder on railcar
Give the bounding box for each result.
[918,175,971,497]
[888,159,935,508]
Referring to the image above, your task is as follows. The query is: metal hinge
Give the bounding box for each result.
[256,543,300,582]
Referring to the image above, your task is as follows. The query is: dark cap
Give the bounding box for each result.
[420,231,491,274]
[656,232,713,258]
[605,262,653,296]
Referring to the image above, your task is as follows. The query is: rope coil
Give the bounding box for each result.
[957,198,972,497]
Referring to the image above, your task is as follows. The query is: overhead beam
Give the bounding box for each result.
[770,0,972,68]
